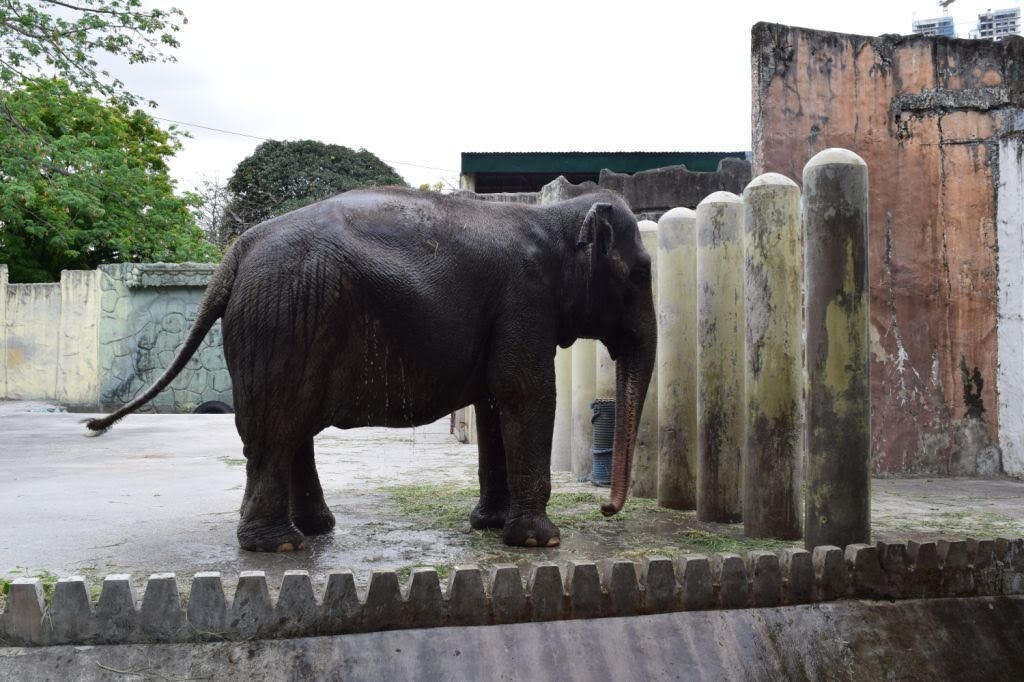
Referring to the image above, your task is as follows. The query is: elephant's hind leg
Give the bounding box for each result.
[237,439,307,552]
[290,439,336,536]
[469,396,509,530]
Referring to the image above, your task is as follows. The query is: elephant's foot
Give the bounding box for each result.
[292,508,336,536]
[237,517,307,552]
[502,513,560,548]
[469,500,508,530]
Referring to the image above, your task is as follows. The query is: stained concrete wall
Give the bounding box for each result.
[752,23,1023,476]
[998,135,1024,476]
[0,262,231,412]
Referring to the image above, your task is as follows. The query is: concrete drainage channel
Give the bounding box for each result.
[2,537,1022,648]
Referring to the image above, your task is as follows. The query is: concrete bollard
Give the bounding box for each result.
[632,220,660,499]
[362,570,403,631]
[490,565,528,624]
[405,568,445,629]
[527,563,565,621]
[276,570,318,638]
[656,208,698,510]
[802,148,871,550]
[696,192,745,522]
[47,577,92,645]
[603,560,642,617]
[140,573,186,642]
[187,572,228,639]
[570,339,596,481]
[677,555,713,610]
[778,549,813,604]
[713,553,748,608]
[93,574,139,644]
[3,578,46,645]
[446,566,488,627]
[551,345,573,471]
[320,571,361,634]
[567,561,604,620]
[642,556,676,613]
[231,571,274,640]
[812,546,847,601]
[742,173,803,540]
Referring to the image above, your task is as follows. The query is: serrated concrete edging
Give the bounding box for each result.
[2,538,1023,647]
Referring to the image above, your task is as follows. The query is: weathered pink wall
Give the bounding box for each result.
[752,23,1022,475]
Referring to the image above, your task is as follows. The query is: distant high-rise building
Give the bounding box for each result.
[913,15,956,37]
[976,8,1020,40]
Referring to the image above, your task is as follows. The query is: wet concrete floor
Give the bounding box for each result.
[2,402,1023,598]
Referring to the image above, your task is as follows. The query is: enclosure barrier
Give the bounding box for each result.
[570,339,597,480]
[2,538,1021,647]
[802,149,871,550]
[656,207,698,510]
[741,173,803,540]
[695,192,745,523]
[631,219,661,498]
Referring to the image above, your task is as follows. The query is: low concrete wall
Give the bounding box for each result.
[2,537,1022,646]
[0,262,231,412]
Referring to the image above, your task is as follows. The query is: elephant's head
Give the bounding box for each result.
[572,197,657,517]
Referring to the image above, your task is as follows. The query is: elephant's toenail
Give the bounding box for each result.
[524,537,538,547]
[547,537,560,547]
[277,542,295,551]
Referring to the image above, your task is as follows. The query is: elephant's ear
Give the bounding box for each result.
[577,202,614,254]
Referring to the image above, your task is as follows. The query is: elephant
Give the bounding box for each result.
[86,187,657,552]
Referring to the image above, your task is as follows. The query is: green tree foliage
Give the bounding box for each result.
[0,78,218,282]
[0,0,185,107]
[221,139,406,236]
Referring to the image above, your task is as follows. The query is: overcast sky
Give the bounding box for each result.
[109,0,1021,190]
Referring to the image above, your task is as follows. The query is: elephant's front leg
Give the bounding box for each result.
[469,395,509,530]
[492,358,560,548]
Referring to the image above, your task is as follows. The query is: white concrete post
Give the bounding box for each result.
[551,345,573,471]
[571,339,597,480]
[696,192,745,523]
[656,208,698,510]
[632,219,660,498]
[742,173,803,539]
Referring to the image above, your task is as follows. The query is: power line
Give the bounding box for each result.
[153,116,459,175]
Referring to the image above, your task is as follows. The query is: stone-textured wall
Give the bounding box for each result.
[0,262,230,412]
[752,23,1024,476]
[97,263,231,412]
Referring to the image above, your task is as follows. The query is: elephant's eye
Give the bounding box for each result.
[630,262,651,285]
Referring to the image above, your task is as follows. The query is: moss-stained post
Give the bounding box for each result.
[656,208,698,509]
[696,193,744,522]
[632,219,660,498]
[742,173,803,539]
[802,148,870,550]
[571,339,597,481]
[551,345,573,471]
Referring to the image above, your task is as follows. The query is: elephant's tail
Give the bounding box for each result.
[84,250,241,436]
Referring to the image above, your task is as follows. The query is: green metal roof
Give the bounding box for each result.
[460,151,748,175]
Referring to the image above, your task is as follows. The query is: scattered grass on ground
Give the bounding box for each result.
[218,455,246,467]
[876,510,1024,538]
[395,564,453,583]
[380,482,797,561]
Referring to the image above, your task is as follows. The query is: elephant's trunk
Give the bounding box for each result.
[601,303,656,517]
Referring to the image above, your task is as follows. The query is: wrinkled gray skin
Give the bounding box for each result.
[87,188,657,552]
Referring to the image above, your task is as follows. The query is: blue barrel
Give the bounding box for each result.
[590,399,616,486]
